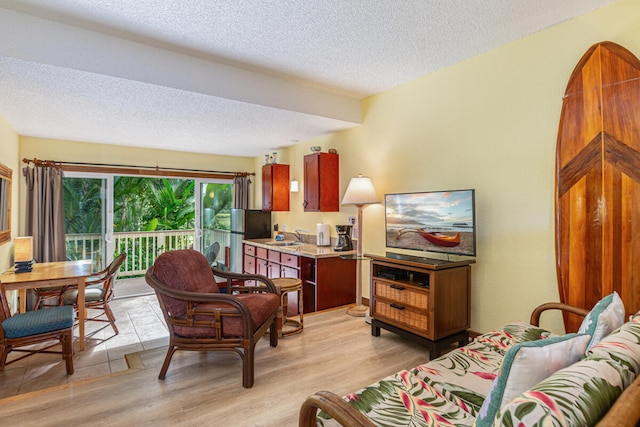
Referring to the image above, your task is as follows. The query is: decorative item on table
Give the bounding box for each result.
[328,148,337,154]
[272,152,277,164]
[14,236,34,273]
[310,146,321,153]
[264,154,270,165]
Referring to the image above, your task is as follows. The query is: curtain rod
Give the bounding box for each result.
[22,158,254,177]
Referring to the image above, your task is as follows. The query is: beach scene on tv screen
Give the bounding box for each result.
[385,190,475,256]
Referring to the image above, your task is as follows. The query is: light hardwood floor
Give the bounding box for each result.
[0,301,432,426]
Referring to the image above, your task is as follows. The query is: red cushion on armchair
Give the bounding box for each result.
[152,249,220,318]
[174,293,281,337]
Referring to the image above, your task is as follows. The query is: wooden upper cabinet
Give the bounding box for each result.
[262,163,289,212]
[303,152,339,212]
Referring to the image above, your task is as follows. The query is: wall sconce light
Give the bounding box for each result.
[290,143,299,192]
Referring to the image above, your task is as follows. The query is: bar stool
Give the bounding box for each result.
[271,277,303,337]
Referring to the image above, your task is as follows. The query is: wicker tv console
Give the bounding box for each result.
[368,253,473,358]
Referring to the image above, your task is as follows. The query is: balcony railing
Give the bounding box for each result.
[65,228,230,276]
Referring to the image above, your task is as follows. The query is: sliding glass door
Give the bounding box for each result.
[197,179,233,268]
[63,173,112,270]
[64,172,233,275]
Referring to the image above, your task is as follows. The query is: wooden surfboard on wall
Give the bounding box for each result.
[556,41,640,332]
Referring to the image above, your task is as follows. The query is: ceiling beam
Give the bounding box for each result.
[0,8,362,124]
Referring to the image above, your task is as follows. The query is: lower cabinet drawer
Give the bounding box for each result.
[373,299,428,332]
[281,253,299,268]
[244,255,256,274]
[373,280,428,307]
[256,247,268,259]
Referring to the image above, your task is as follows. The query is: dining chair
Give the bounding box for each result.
[59,253,126,335]
[145,249,280,388]
[31,257,66,310]
[204,241,220,267]
[1,282,75,374]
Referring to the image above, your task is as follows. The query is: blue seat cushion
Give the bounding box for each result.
[2,306,75,339]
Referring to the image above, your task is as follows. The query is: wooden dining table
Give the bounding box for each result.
[0,260,93,351]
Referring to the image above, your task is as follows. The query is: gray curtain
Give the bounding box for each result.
[233,174,251,209]
[23,165,66,262]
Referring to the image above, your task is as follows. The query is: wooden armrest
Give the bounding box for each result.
[211,267,278,294]
[529,302,590,326]
[298,391,375,427]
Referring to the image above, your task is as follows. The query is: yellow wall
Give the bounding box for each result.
[0,114,21,312]
[19,136,259,220]
[0,114,19,271]
[272,0,640,333]
[5,0,639,334]
[20,137,256,182]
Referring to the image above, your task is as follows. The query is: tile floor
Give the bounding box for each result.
[0,279,168,398]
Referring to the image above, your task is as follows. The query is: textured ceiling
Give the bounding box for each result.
[0,0,617,157]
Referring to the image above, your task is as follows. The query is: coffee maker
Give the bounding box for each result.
[334,225,353,251]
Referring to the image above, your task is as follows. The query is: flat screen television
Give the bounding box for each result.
[385,189,476,257]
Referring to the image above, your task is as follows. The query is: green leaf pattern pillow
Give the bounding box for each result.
[493,312,640,427]
[492,358,629,426]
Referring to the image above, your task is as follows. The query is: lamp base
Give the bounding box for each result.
[347,304,368,317]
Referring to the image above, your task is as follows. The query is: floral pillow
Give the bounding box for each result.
[474,333,590,427]
[587,311,640,376]
[578,291,625,350]
[493,312,640,426]
[492,357,632,426]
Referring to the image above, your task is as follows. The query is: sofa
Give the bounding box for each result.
[299,293,640,426]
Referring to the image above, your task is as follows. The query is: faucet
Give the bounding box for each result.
[295,229,308,242]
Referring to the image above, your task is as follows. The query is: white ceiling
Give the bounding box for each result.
[0,0,616,158]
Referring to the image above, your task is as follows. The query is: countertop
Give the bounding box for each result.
[243,238,356,259]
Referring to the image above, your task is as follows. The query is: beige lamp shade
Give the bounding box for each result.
[341,174,379,206]
[14,236,34,262]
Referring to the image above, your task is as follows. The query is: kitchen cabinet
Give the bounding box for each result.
[300,256,355,313]
[262,163,289,211]
[243,242,356,314]
[303,152,339,212]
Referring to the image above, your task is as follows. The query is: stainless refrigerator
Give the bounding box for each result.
[229,209,271,273]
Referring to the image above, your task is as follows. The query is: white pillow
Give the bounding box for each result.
[578,291,625,350]
[474,333,591,427]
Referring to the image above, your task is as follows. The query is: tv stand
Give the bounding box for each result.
[366,253,474,359]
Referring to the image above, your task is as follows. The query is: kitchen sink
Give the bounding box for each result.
[264,241,304,246]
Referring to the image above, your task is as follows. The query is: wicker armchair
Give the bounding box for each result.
[145,249,280,388]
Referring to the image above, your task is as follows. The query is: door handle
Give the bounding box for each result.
[390,303,405,310]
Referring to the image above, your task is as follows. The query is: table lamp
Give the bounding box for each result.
[14,236,34,273]
[341,174,379,316]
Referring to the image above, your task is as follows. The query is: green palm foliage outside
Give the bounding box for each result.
[142,178,195,231]
[202,183,232,230]
[65,176,234,271]
[64,178,103,234]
